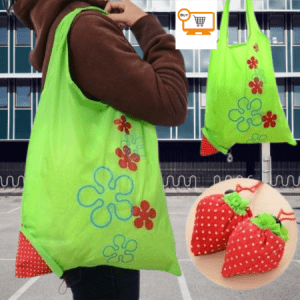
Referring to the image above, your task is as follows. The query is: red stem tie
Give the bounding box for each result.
[235,181,264,194]
[277,209,296,222]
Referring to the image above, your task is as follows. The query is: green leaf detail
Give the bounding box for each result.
[223,192,250,215]
[251,213,289,242]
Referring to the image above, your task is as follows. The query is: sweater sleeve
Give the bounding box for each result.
[68,12,188,127]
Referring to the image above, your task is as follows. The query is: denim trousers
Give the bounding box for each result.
[62,265,140,300]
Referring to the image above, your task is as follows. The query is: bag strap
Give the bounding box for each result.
[219,0,261,46]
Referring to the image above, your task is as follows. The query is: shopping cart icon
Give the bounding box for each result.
[177,9,215,36]
[193,15,206,27]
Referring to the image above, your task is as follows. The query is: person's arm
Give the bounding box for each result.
[68,12,188,127]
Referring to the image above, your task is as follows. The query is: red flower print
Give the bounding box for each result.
[114,115,131,135]
[249,77,263,94]
[115,146,140,171]
[253,43,259,53]
[132,200,157,230]
[247,56,258,69]
[262,111,277,128]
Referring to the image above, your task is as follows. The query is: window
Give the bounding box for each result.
[269,0,286,10]
[270,14,286,72]
[16,17,30,45]
[0,15,8,45]
[16,79,31,108]
[277,78,286,108]
[293,15,300,72]
[270,14,284,44]
[201,79,207,107]
[180,50,194,72]
[293,16,300,44]
[292,0,300,10]
[0,79,8,108]
[187,78,194,108]
[228,14,238,45]
[152,0,170,11]
[294,78,300,108]
[200,50,210,73]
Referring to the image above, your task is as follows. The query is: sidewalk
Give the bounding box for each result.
[1,187,300,197]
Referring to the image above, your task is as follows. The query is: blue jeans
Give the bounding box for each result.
[62,265,140,300]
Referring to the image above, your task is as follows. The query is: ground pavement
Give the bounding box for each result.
[0,188,299,300]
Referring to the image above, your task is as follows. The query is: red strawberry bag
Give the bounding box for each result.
[191,181,263,255]
[222,209,296,277]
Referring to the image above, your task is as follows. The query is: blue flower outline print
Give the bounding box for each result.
[103,234,138,263]
[120,134,145,159]
[77,166,134,229]
[246,133,267,143]
[228,97,263,132]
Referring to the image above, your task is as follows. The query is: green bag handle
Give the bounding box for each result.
[219,0,262,47]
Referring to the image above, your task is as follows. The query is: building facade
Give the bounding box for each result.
[1,0,300,188]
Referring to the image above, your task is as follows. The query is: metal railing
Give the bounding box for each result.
[0,173,300,189]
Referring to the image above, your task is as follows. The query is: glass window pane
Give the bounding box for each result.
[292,0,300,10]
[294,110,300,139]
[293,16,300,44]
[269,0,286,9]
[133,46,143,59]
[276,78,286,107]
[200,50,210,72]
[228,14,238,45]
[130,31,138,45]
[0,80,8,108]
[131,0,147,11]
[177,109,194,139]
[272,46,286,72]
[0,16,8,45]
[187,78,194,108]
[293,46,300,72]
[270,15,284,44]
[229,0,241,10]
[201,79,206,107]
[16,79,30,108]
[255,13,263,31]
[155,125,171,139]
[180,50,193,72]
[241,12,246,43]
[294,79,300,107]
[251,0,263,10]
[16,18,30,45]
[151,0,171,11]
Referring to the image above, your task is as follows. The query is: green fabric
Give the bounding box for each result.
[223,192,250,215]
[19,6,181,278]
[251,213,289,242]
[202,0,297,154]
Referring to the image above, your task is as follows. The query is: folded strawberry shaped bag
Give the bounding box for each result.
[221,209,296,277]
[191,181,263,256]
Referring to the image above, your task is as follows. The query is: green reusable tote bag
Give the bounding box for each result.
[201,0,297,158]
[19,6,181,278]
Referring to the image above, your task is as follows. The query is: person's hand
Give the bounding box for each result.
[104,0,147,30]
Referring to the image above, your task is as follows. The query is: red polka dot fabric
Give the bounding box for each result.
[15,230,53,278]
[221,219,285,277]
[191,194,252,256]
[200,134,219,156]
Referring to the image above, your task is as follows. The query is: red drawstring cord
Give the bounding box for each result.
[277,209,296,222]
[235,181,264,194]
[234,183,296,222]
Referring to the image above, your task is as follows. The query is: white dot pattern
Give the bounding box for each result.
[191,194,253,257]
[15,231,52,278]
[221,218,286,278]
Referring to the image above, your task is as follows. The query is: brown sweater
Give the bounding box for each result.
[12,0,188,127]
